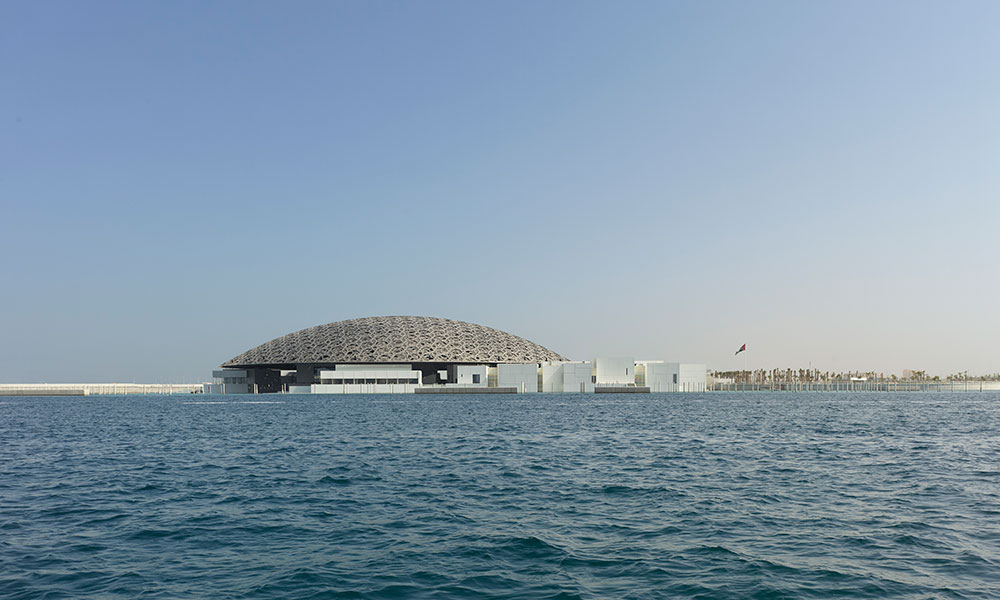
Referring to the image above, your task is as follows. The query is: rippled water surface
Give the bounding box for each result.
[2,393,1000,599]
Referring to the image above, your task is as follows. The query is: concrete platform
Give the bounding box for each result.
[415,387,519,394]
[595,386,650,393]
[0,383,204,396]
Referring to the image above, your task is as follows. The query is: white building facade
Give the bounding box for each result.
[593,357,635,386]
[310,364,422,394]
[635,362,708,392]
[541,361,595,393]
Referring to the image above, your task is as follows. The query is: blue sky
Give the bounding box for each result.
[2,1,998,382]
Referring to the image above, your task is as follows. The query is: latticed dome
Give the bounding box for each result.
[222,316,567,367]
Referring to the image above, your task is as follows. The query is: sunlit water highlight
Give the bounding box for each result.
[2,393,999,599]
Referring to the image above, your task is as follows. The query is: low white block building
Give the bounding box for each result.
[450,365,488,387]
[635,361,673,392]
[635,361,708,392]
[208,369,250,394]
[541,361,595,393]
[594,357,635,386]
[312,364,421,394]
[497,363,538,393]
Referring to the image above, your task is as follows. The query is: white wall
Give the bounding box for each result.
[540,362,564,393]
[498,363,538,393]
[594,357,635,385]
[209,371,251,394]
[678,363,707,392]
[453,365,487,387]
[312,382,417,394]
[541,361,595,393]
[312,365,421,394]
[651,362,707,392]
[637,361,676,392]
[562,362,595,393]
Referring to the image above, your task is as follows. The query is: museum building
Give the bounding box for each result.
[207,316,705,394]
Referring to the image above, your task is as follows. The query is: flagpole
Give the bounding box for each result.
[735,343,748,388]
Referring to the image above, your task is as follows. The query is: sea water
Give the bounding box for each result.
[1,393,999,599]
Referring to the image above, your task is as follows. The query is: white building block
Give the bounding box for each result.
[594,357,635,386]
[498,363,538,393]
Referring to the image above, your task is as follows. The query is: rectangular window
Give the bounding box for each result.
[376,378,388,384]
[673,374,678,384]
[409,378,418,384]
[332,379,343,385]
[365,379,376,384]
[343,379,355,385]
[472,374,480,384]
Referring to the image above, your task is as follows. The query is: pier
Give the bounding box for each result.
[0,384,204,396]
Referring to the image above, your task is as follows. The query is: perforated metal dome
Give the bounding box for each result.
[222,316,567,367]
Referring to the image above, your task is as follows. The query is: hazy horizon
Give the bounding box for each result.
[2,1,998,383]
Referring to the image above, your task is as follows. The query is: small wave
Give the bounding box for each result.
[453,574,531,595]
[360,583,423,598]
[598,483,683,497]
[243,567,353,597]
[841,534,889,549]
[69,542,108,553]
[80,513,128,526]
[216,495,246,504]
[892,534,945,550]
[128,528,177,540]
[492,535,568,561]
[317,475,352,485]
[636,525,683,538]
[684,544,742,557]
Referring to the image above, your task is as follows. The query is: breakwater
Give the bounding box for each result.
[0,383,203,396]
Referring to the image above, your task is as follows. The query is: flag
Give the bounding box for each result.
[735,344,746,355]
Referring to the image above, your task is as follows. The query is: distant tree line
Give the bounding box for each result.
[711,369,1000,384]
